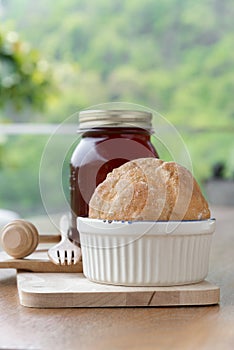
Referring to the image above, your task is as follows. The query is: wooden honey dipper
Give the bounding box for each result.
[0,219,61,258]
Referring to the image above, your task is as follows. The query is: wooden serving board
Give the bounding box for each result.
[17,272,220,308]
[0,250,82,273]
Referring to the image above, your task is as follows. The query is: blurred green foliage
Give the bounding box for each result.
[0,27,53,115]
[0,135,48,214]
[2,0,233,125]
[0,0,234,215]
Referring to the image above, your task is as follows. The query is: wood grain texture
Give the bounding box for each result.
[0,206,234,350]
[0,250,82,273]
[17,272,220,308]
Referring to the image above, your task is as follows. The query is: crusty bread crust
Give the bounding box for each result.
[89,158,210,221]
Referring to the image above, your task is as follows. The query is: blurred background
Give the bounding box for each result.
[0,0,234,223]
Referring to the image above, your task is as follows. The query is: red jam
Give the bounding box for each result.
[69,126,159,244]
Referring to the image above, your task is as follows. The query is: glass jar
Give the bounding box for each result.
[69,110,159,244]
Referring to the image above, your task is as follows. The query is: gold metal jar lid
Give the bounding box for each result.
[78,110,152,130]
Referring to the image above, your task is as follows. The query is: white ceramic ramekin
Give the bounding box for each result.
[77,218,216,286]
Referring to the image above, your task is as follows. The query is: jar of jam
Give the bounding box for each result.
[69,110,159,244]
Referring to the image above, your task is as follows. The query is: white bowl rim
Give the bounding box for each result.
[77,217,216,236]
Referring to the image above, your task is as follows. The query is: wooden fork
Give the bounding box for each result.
[47,215,81,265]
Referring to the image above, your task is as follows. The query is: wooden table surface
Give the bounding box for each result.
[0,206,234,350]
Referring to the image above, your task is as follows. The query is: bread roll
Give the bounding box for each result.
[89,158,210,221]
